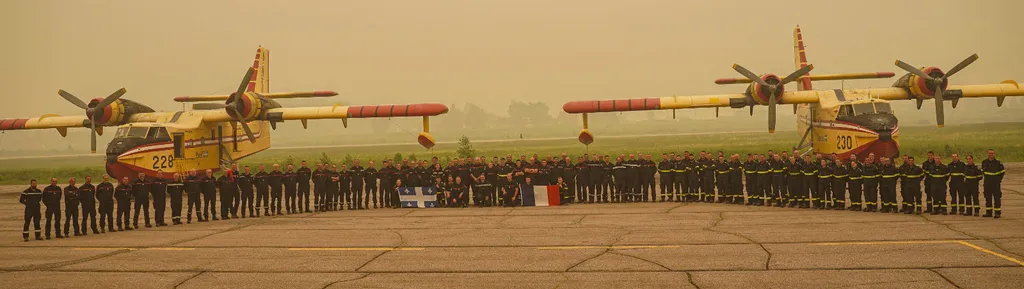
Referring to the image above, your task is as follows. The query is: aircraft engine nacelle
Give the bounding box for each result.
[87,98,155,126]
[893,66,948,100]
[746,74,786,105]
[226,92,273,121]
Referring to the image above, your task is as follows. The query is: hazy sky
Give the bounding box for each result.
[2,0,1022,130]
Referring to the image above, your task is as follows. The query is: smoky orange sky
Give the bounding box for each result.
[1,0,1022,148]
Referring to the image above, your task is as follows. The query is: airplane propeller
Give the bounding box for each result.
[223,68,258,143]
[894,54,978,127]
[57,88,127,153]
[731,64,814,133]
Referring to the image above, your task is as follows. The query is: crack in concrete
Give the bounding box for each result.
[607,251,672,271]
[388,229,408,247]
[4,248,135,271]
[320,273,371,289]
[685,271,701,289]
[353,250,390,272]
[173,270,205,289]
[927,268,964,289]
[564,228,632,272]
[916,214,1024,260]
[551,272,570,289]
[702,212,771,270]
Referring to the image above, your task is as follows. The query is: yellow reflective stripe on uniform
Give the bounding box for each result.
[819,174,832,178]
[834,175,848,178]
[929,174,949,178]
[717,171,729,174]
[905,174,923,178]
[950,173,964,176]
[658,170,672,173]
[965,175,982,179]
[849,176,862,180]
[881,175,897,178]
[984,170,1006,175]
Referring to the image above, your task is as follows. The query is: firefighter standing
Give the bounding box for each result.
[326,165,339,211]
[79,176,98,234]
[816,159,832,209]
[283,165,298,214]
[982,149,1005,218]
[97,175,115,232]
[21,180,43,241]
[269,164,284,214]
[254,165,270,215]
[298,161,313,213]
[787,156,803,207]
[658,154,673,202]
[801,155,818,209]
[861,155,879,212]
[312,164,326,211]
[963,155,982,216]
[237,167,254,217]
[901,157,924,214]
[831,159,848,210]
[218,171,238,219]
[63,178,81,236]
[201,169,218,221]
[184,170,203,223]
[167,173,184,225]
[715,156,730,203]
[928,155,950,215]
[922,152,936,213]
[729,155,744,204]
[151,172,168,226]
[350,160,366,210]
[947,154,966,215]
[771,154,786,207]
[43,178,63,239]
[365,161,379,209]
[744,155,758,205]
[879,157,899,213]
[114,177,133,231]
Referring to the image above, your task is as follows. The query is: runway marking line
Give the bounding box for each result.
[808,240,1024,267]
[287,247,425,251]
[537,245,680,250]
[72,247,195,251]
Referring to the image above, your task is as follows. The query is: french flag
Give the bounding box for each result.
[521,185,561,207]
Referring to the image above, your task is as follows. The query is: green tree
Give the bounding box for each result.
[408,153,418,162]
[456,135,477,158]
[393,152,403,162]
[343,153,354,166]
[319,152,333,165]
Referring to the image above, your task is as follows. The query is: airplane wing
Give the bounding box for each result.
[562,91,822,114]
[860,80,1024,104]
[173,91,338,102]
[0,114,89,136]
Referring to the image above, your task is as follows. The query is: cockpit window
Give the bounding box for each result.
[838,105,854,117]
[126,127,149,138]
[852,103,875,115]
[114,127,130,138]
[874,103,892,114]
[147,127,171,142]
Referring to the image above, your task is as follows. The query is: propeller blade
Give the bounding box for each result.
[749,105,754,116]
[934,86,945,127]
[95,88,127,111]
[58,89,89,109]
[778,64,815,86]
[230,107,257,143]
[768,91,777,133]
[916,99,923,110]
[193,103,228,110]
[235,68,255,99]
[894,60,934,81]
[90,120,97,153]
[732,64,770,87]
[944,53,979,78]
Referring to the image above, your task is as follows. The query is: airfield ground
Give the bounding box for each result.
[0,165,1022,288]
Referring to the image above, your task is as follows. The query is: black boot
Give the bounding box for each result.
[995,211,1001,219]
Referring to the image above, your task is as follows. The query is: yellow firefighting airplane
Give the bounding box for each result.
[0,47,448,179]
[563,26,1024,158]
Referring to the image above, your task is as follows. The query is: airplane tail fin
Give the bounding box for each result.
[793,26,813,91]
[248,46,270,94]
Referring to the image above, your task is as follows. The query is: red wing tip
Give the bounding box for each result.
[877,72,897,78]
[312,91,339,97]
[173,96,190,102]
[715,78,741,84]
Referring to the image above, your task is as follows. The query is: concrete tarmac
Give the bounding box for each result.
[1,167,1022,288]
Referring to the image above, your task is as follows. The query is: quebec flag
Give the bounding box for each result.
[521,185,561,207]
[399,187,439,208]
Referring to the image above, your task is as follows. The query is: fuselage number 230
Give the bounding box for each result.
[836,135,854,150]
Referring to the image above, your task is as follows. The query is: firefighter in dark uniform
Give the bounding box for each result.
[658,154,673,202]
[771,154,787,207]
[228,164,241,217]
[605,156,617,202]
[743,155,758,205]
[325,165,339,211]
[785,156,802,207]
[613,156,628,202]
[671,154,684,202]
[982,149,1005,218]
[715,156,730,203]
[861,156,880,212]
[365,161,379,209]
[700,153,714,202]
[79,176,98,234]
[643,155,657,202]
[312,164,326,211]
[283,165,298,214]
[562,157,576,204]
[816,159,832,209]
[114,177,133,231]
[963,155,982,216]
[350,160,365,210]
[298,161,313,213]
[236,167,254,217]
[131,173,151,228]
[898,155,911,212]
[928,155,950,215]
[269,164,284,214]
[901,157,924,214]
[801,155,817,209]
[97,175,115,232]
[947,154,966,215]
[728,155,743,204]
[486,162,500,206]
[379,161,397,208]
[473,175,492,207]
[922,152,936,213]
[879,157,899,213]
[42,178,63,238]
[184,170,203,222]
[218,171,238,219]
[831,159,848,210]
[338,164,351,210]
[21,180,43,241]
[574,156,588,204]
[63,178,81,237]
[201,170,218,221]
[151,171,168,226]
[686,154,700,202]
[586,156,602,203]
[756,155,771,206]
[167,173,184,225]
[847,161,863,211]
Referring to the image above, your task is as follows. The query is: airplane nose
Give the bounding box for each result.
[863,113,898,132]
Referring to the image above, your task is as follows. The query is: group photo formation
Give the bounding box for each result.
[19,148,1007,242]
[4,1,1024,288]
